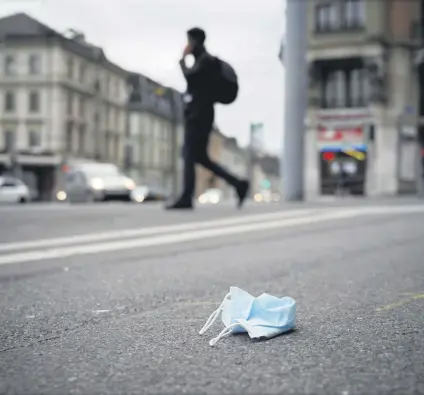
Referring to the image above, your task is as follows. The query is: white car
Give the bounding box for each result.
[0,176,31,204]
[57,163,136,203]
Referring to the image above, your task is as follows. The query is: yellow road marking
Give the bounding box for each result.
[376,293,424,312]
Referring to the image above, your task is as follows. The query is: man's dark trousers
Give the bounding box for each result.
[181,107,240,201]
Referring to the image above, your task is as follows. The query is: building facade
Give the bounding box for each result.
[299,0,424,197]
[0,13,129,200]
[127,72,184,197]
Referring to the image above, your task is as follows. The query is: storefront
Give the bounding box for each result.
[317,126,368,195]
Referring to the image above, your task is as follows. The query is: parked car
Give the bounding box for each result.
[57,163,136,203]
[0,176,31,204]
[130,186,169,203]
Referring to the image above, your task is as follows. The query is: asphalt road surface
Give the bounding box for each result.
[0,198,423,395]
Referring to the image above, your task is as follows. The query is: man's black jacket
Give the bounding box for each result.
[180,49,218,119]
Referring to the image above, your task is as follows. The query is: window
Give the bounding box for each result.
[105,133,111,159]
[66,121,73,153]
[344,0,365,28]
[323,67,369,108]
[315,3,338,32]
[65,172,76,184]
[4,91,15,112]
[78,124,86,155]
[28,54,41,75]
[114,135,120,160]
[349,68,370,107]
[29,91,40,113]
[4,129,15,152]
[323,70,346,108]
[67,92,73,115]
[105,75,110,95]
[350,69,361,106]
[324,73,337,108]
[66,57,73,79]
[334,71,346,107]
[78,63,85,83]
[115,80,120,98]
[316,0,365,32]
[360,69,371,103]
[28,128,42,149]
[1,178,19,188]
[4,55,17,75]
[79,96,85,117]
[94,79,101,92]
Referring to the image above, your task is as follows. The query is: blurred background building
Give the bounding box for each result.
[127,72,184,197]
[0,12,280,203]
[306,0,423,197]
[0,13,129,201]
[281,0,424,198]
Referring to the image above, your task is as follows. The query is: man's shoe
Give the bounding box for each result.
[236,180,249,209]
[165,200,193,210]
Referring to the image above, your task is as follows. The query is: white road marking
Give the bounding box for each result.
[0,207,392,266]
[0,202,162,212]
[0,208,324,252]
[0,209,357,266]
[0,205,422,267]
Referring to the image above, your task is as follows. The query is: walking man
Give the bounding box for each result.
[166,27,249,210]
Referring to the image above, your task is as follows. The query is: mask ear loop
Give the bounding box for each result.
[199,292,230,335]
[209,321,247,347]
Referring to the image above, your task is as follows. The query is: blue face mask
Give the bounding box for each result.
[199,286,296,346]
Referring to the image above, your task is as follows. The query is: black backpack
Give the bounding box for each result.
[214,57,238,105]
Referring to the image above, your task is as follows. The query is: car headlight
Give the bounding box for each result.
[91,178,104,190]
[124,178,136,190]
[56,191,67,201]
[210,195,219,204]
[133,194,145,203]
[254,193,263,202]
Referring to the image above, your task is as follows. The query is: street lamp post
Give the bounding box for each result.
[169,89,179,200]
[281,0,308,201]
[248,122,263,198]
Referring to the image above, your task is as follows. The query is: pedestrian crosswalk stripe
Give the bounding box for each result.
[0,205,423,266]
[0,208,324,253]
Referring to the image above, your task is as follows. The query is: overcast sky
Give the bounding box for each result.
[1,0,285,152]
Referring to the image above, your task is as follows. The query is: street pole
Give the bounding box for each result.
[170,89,178,200]
[248,123,263,198]
[282,0,308,201]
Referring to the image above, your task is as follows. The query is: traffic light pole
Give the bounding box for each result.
[282,0,308,201]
